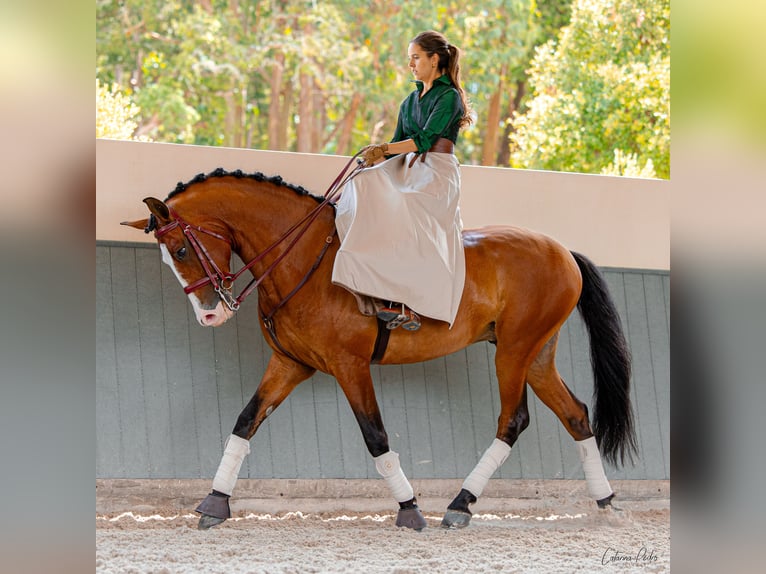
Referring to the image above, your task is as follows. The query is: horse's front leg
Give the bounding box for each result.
[196,354,315,530]
[336,362,427,531]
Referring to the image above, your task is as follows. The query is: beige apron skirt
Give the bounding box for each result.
[331,151,466,326]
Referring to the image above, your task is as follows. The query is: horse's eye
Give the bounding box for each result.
[175,247,187,260]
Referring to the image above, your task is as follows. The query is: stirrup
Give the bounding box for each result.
[377,307,402,322]
[377,302,405,323]
[385,314,408,330]
[384,306,421,331]
[401,312,421,331]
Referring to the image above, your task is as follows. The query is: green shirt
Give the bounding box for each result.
[391,74,464,153]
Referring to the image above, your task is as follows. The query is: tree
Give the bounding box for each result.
[444,1,539,166]
[510,0,670,178]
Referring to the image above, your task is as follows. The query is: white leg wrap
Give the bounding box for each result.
[576,436,613,500]
[211,434,251,496]
[374,451,414,503]
[462,438,512,497]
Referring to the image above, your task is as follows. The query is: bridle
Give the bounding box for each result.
[153,154,363,313]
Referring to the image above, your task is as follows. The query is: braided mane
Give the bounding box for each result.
[145,167,325,234]
[166,167,323,201]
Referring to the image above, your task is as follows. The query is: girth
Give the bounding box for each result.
[408,137,455,168]
[370,318,391,364]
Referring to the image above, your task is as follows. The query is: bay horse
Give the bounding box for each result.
[122,167,636,531]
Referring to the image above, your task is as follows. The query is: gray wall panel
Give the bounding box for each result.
[96,246,121,473]
[646,274,670,477]
[136,248,174,477]
[291,382,322,476]
[110,247,150,477]
[423,357,457,478]
[401,362,433,479]
[97,243,670,482]
[312,373,345,478]
[159,258,199,477]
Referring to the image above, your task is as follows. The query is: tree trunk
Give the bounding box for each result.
[268,52,284,150]
[481,84,503,166]
[297,68,313,152]
[223,91,235,147]
[336,92,362,155]
[312,80,324,152]
[481,64,508,167]
[278,78,292,150]
[497,79,526,166]
[234,87,244,148]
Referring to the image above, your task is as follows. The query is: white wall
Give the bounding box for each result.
[97,139,668,270]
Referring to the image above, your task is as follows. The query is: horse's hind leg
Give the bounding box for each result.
[526,334,615,508]
[442,349,530,529]
[335,361,427,531]
[196,354,315,529]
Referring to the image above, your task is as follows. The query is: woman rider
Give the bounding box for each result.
[332,30,473,332]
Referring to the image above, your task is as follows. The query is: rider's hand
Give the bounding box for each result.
[360,143,389,167]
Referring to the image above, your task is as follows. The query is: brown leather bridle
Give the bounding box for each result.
[153,154,362,313]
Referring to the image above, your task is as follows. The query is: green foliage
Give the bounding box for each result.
[96,0,670,179]
[601,149,656,178]
[96,79,148,140]
[510,0,670,178]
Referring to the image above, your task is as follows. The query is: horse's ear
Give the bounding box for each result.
[121,218,150,230]
[143,197,170,222]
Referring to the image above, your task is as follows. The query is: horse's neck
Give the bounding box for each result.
[235,195,325,255]
[223,186,334,289]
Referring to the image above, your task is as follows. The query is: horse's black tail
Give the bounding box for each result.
[571,251,638,467]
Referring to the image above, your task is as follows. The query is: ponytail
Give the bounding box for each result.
[446,44,473,128]
[411,31,473,129]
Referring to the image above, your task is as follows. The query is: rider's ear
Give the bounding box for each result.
[143,197,170,223]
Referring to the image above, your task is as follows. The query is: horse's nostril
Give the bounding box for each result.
[204,313,217,324]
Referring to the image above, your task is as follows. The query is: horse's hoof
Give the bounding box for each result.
[597,493,615,509]
[198,514,227,530]
[396,507,427,531]
[440,509,472,529]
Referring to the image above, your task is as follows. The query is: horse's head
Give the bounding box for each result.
[122,197,236,327]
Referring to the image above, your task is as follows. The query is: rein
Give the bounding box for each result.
[154,153,363,313]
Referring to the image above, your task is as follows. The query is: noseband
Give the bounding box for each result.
[154,210,243,309]
[153,154,363,313]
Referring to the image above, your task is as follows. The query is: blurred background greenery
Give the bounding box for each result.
[96,0,670,178]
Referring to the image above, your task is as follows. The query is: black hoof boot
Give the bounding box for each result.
[597,493,616,509]
[195,490,231,530]
[441,488,477,529]
[396,498,427,531]
[597,492,624,512]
